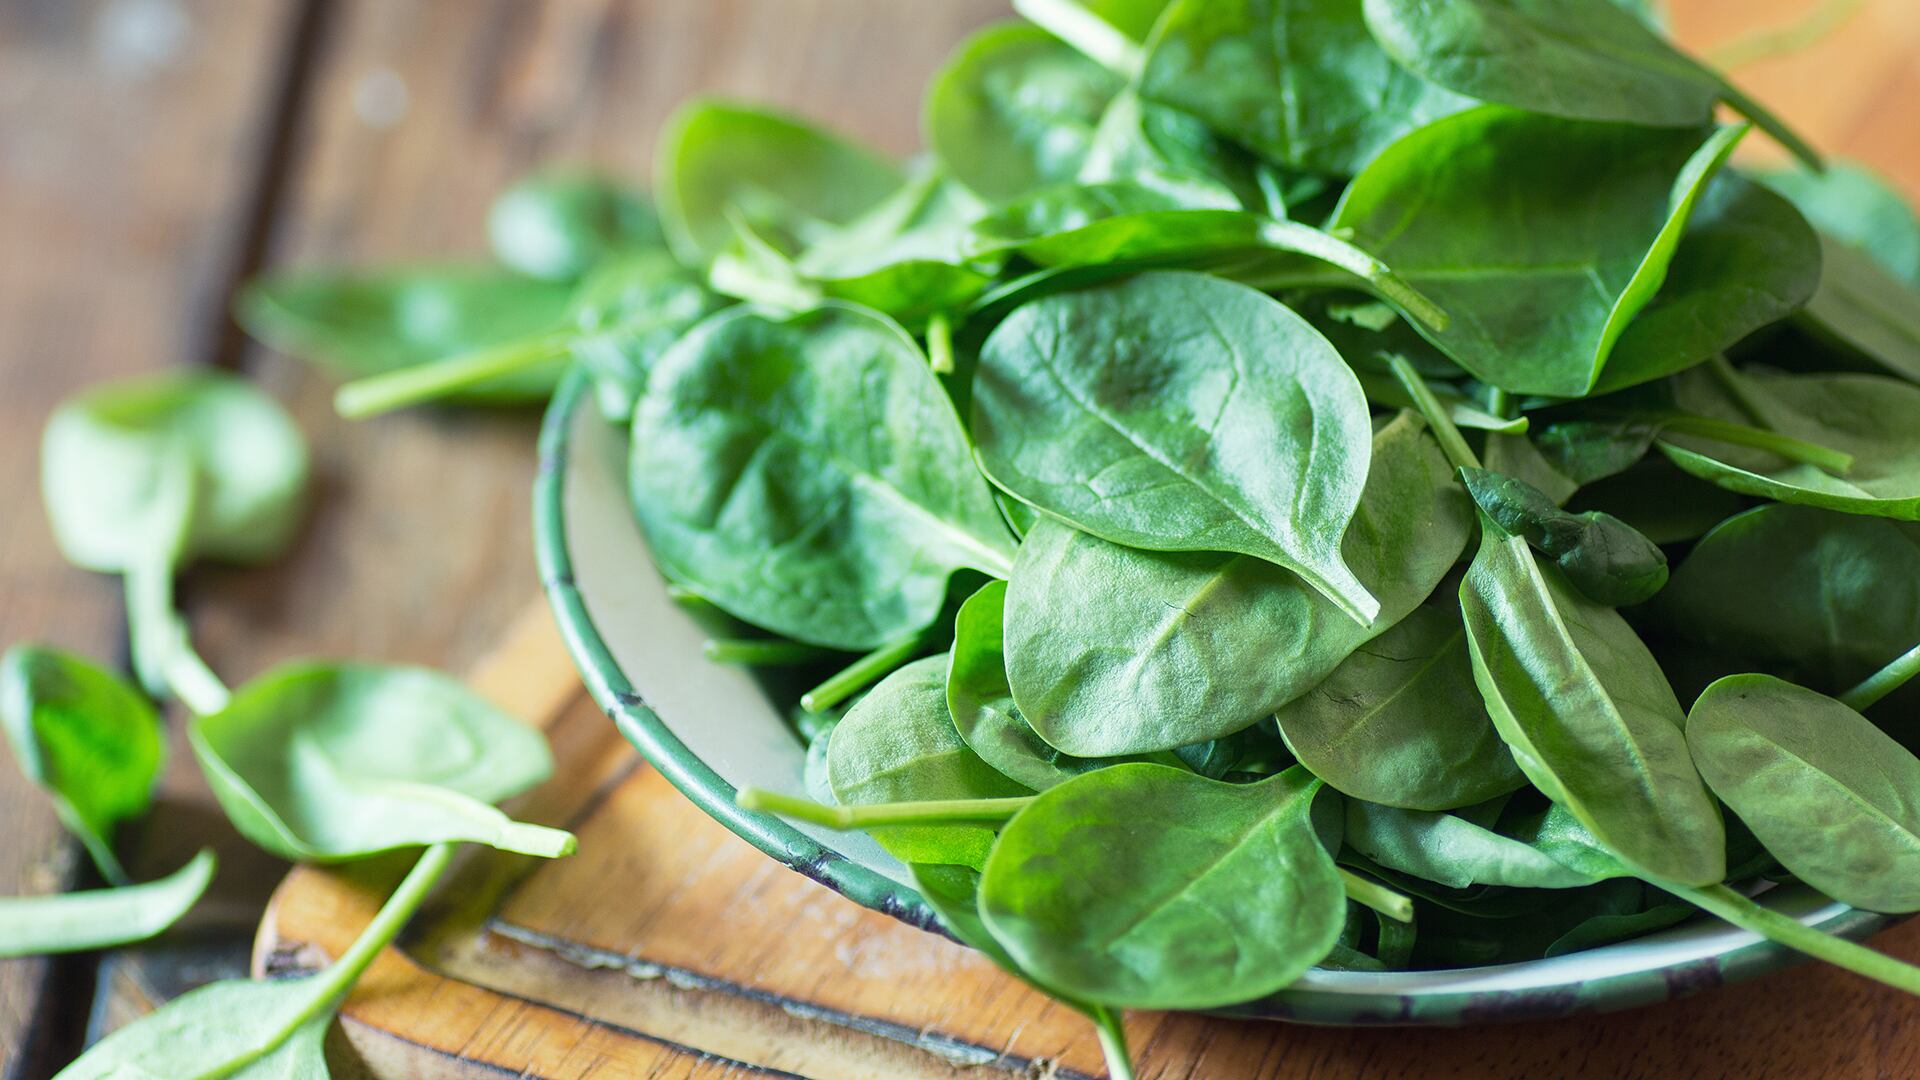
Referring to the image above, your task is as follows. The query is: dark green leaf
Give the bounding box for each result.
[1460,467,1669,607]
[1345,801,1621,890]
[1757,161,1920,286]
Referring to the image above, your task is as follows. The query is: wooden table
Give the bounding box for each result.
[2,2,1917,1077]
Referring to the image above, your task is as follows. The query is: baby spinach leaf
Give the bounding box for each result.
[1331,110,1759,396]
[792,164,1001,325]
[828,656,1031,869]
[236,267,576,398]
[1004,412,1470,756]
[947,581,1176,788]
[561,251,727,423]
[0,646,163,885]
[1275,601,1524,812]
[1076,90,1266,211]
[1757,160,1920,286]
[1361,0,1818,167]
[1687,674,1920,914]
[1658,366,1920,519]
[1459,467,1669,607]
[1794,235,1920,386]
[0,848,213,958]
[1563,456,1748,545]
[1482,432,1579,507]
[1138,0,1473,176]
[926,22,1122,203]
[973,271,1380,623]
[655,99,903,268]
[631,303,1016,650]
[1654,504,1920,693]
[190,663,574,862]
[1461,528,1726,886]
[486,172,662,282]
[978,764,1344,1009]
[1345,801,1621,890]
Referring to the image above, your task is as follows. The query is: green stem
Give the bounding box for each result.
[1657,414,1854,474]
[1840,642,1920,712]
[703,638,835,666]
[334,332,574,419]
[736,787,1035,830]
[1012,0,1144,79]
[1256,220,1450,333]
[164,632,233,717]
[926,312,956,376]
[311,842,456,1009]
[800,632,924,714]
[123,558,179,703]
[1387,356,1483,472]
[1662,881,1920,996]
[1339,869,1415,924]
[1715,79,1824,172]
[1090,1005,1137,1080]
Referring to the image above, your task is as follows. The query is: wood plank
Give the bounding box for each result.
[0,0,302,1070]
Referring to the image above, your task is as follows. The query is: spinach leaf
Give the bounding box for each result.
[0,849,213,958]
[631,303,1015,650]
[1459,467,1669,607]
[0,646,163,885]
[486,172,662,282]
[655,99,902,268]
[1361,0,1819,167]
[1794,235,1920,386]
[828,656,1031,869]
[55,844,452,1080]
[1137,0,1473,176]
[1345,801,1621,890]
[973,271,1380,623]
[1077,90,1267,210]
[792,164,1001,326]
[1275,601,1525,811]
[947,581,1176,788]
[1004,411,1471,755]
[1481,431,1579,507]
[1658,365,1920,519]
[1332,110,1777,396]
[1687,674,1920,913]
[1758,161,1920,285]
[1563,456,1748,545]
[926,22,1121,204]
[190,663,574,862]
[235,267,576,398]
[1653,504,1920,693]
[566,251,728,422]
[978,764,1344,1009]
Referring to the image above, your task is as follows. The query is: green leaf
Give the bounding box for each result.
[1658,366,1920,519]
[1654,504,1920,693]
[655,99,903,268]
[0,646,163,884]
[486,172,663,282]
[1757,160,1920,286]
[973,271,1380,623]
[1077,90,1267,211]
[236,267,576,398]
[190,663,573,862]
[978,764,1344,1009]
[1361,0,1818,167]
[1459,467,1669,607]
[925,22,1122,204]
[1688,674,1920,914]
[42,370,308,574]
[1331,109,1760,396]
[1562,456,1748,545]
[792,165,1001,325]
[827,656,1031,870]
[1794,235,1920,385]
[1275,601,1524,811]
[1003,411,1471,755]
[1461,527,1725,886]
[0,849,214,957]
[1345,801,1621,890]
[630,303,1016,650]
[1138,0,1473,176]
[566,251,728,422]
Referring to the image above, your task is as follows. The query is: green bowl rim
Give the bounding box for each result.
[533,366,1897,1024]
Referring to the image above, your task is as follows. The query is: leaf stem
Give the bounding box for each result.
[1714,79,1823,172]
[312,842,456,1009]
[1657,414,1854,474]
[1256,220,1450,332]
[164,632,233,717]
[702,638,835,666]
[334,332,574,419]
[1339,869,1415,924]
[1661,881,1920,995]
[800,632,924,714]
[1387,356,1483,472]
[926,312,956,376]
[1840,642,1920,712]
[1012,0,1144,79]
[1090,1005,1137,1080]
[735,787,1035,830]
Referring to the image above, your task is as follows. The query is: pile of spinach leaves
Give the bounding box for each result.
[231,1,1920,1074]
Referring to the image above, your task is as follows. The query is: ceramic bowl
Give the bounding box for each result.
[535,368,1890,1025]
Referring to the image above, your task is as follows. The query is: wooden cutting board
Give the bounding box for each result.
[254,601,1920,1080]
